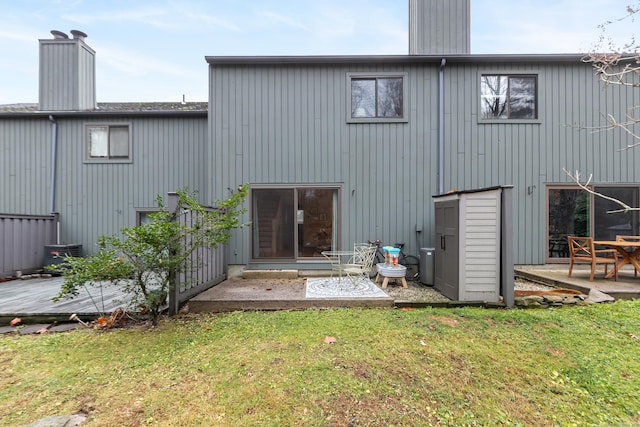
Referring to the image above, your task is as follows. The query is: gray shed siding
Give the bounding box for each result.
[209,63,440,266]
[1,115,207,253]
[209,57,640,266]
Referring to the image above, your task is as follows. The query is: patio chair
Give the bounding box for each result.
[343,243,377,284]
[567,236,618,282]
[616,235,640,276]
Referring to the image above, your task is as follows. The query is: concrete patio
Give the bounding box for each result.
[1,264,639,325]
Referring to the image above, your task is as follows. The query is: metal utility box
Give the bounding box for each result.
[43,244,82,273]
[432,186,514,306]
[419,247,435,285]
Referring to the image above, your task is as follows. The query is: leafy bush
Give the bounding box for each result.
[52,186,247,325]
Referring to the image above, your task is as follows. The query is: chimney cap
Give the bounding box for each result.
[50,30,69,39]
[70,30,88,40]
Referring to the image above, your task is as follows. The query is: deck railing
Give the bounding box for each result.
[167,193,227,315]
[0,213,58,277]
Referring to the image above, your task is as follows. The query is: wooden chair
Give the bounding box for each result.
[616,235,640,276]
[567,236,618,281]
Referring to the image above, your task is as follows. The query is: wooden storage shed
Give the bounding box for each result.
[433,186,514,305]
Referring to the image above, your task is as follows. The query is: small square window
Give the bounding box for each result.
[480,74,537,120]
[86,124,131,162]
[348,73,408,123]
[136,209,160,226]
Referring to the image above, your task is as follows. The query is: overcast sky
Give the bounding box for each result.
[0,0,636,104]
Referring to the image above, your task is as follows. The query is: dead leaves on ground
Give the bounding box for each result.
[323,336,337,344]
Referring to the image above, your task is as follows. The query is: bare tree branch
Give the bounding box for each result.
[563,168,640,213]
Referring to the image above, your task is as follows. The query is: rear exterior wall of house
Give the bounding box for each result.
[1,115,208,254]
[207,57,640,267]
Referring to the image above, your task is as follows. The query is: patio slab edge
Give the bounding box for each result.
[515,269,591,295]
[188,297,394,313]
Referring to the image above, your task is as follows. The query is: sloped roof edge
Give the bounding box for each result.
[0,102,208,117]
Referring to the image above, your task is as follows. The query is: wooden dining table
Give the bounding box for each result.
[594,240,640,279]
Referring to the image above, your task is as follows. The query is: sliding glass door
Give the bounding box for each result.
[592,187,639,240]
[251,187,339,260]
[547,185,640,261]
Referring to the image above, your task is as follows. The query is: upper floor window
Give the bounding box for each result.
[348,73,408,123]
[85,124,131,162]
[480,74,537,120]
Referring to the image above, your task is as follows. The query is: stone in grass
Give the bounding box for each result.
[586,288,615,304]
[23,413,86,427]
[515,295,544,308]
[543,295,564,304]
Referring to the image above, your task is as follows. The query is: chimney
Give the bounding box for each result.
[38,30,96,111]
[408,0,470,55]
[70,30,88,41]
[50,30,69,40]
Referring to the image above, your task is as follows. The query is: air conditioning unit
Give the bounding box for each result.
[43,244,82,274]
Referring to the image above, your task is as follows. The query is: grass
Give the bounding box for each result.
[1,301,640,426]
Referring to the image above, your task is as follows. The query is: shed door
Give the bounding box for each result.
[435,199,459,300]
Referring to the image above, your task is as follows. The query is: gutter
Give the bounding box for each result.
[205,53,586,65]
[48,114,59,243]
[438,58,446,195]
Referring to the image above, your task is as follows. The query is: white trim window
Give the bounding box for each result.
[480,74,538,120]
[348,73,408,123]
[85,124,131,162]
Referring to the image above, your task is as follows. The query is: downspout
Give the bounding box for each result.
[48,114,60,244]
[438,58,446,195]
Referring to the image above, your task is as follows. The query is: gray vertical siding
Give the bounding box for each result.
[443,60,640,264]
[1,115,208,254]
[209,62,440,265]
[209,57,640,266]
[39,38,95,111]
[0,214,57,276]
[409,0,470,55]
[77,44,96,110]
[0,118,51,214]
[3,56,637,267]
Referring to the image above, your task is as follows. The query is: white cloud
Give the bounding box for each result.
[256,11,307,30]
[94,42,195,77]
[63,4,240,32]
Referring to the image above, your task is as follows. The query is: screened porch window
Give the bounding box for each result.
[547,185,640,261]
[251,187,339,260]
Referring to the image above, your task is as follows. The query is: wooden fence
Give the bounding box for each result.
[0,213,58,277]
[167,193,228,315]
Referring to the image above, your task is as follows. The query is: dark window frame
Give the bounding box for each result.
[347,72,408,123]
[545,184,640,263]
[479,72,541,123]
[249,185,342,262]
[84,123,132,163]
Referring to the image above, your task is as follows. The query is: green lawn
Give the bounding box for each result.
[2,301,640,426]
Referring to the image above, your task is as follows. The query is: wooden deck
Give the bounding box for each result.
[0,275,129,324]
[515,264,640,300]
[2,265,640,326]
